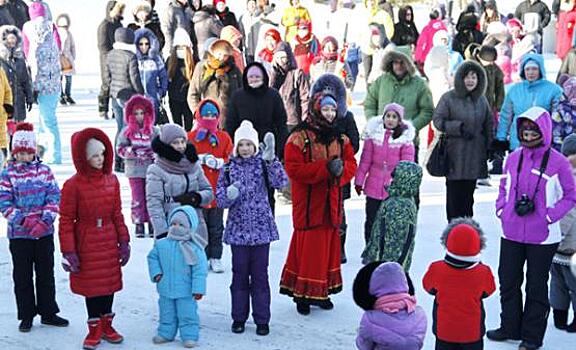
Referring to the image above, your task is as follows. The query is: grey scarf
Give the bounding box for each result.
[167,225,198,265]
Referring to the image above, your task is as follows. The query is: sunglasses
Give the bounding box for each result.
[139,42,150,46]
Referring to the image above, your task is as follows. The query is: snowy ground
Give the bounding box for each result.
[0,0,574,349]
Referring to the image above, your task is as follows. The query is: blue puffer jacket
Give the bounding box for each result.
[134,28,168,106]
[497,53,563,150]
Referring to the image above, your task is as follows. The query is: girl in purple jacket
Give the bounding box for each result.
[216,120,287,336]
[489,106,576,350]
[355,102,415,244]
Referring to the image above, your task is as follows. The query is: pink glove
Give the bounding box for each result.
[62,253,80,273]
[119,242,130,266]
[29,220,49,237]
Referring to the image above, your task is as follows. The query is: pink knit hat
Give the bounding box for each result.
[382,103,405,120]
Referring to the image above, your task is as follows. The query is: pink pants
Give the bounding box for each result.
[128,178,149,224]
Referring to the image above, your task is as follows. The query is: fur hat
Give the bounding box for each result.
[11,123,36,155]
[441,218,486,268]
[233,120,259,156]
[86,138,106,160]
[160,123,187,145]
[477,45,497,62]
[114,27,135,45]
[133,1,152,16]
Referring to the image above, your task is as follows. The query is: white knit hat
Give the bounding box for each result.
[86,138,106,160]
[173,27,192,48]
[11,123,37,155]
[233,120,259,156]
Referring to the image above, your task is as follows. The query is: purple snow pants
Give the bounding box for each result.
[128,178,149,224]
[230,244,271,325]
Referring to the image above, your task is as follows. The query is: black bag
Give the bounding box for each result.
[156,101,169,125]
[426,134,448,177]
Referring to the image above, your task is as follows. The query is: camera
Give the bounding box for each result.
[515,194,535,216]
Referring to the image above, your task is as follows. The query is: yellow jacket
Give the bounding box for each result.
[281,6,311,43]
[0,68,13,148]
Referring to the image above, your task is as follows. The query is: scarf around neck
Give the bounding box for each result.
[202,55,231,81]
[167,225,201,266]
[155,156,196,174]
[374,293,417,314]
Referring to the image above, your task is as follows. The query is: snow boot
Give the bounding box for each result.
[83,318,102,350]
[135,224,145,238]
[65,96,76,105]
[296,302,310,315]
[41,314,69,327]
[19,318,32,332]
[553,309,568,330]
[486,328,520,341]
[152,335,171,344]
[183,340,197,348]
[100,313,123,343]
[60,95,68,105]
[256,324,269,336]
[231,321,245,334]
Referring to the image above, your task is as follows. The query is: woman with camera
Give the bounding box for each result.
[489,106,576,350]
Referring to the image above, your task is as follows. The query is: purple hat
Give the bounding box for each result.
[383,103,405,120]
[368,262,409,298]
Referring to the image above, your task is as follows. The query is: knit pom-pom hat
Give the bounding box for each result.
[11,122,36,155]
[441,218,486,269]
[233,120,259,156]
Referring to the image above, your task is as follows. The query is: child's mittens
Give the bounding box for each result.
[119,242,131,266]
[22,217,49,237]
[194,294,203,300]
[62,253,80,273]
[201,154,225,169]
[226,182,241,201]
[260,132,276,162]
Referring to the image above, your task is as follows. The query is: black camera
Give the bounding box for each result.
[515,194,535,216]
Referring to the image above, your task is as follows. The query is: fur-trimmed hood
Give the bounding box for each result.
[134,27,161,59]
[0,25,24,60]
[453,60,487,100]
[309,73,348,117]
[363,118,415,146]
[124,94,155,131]
[440,217,486,250]
[71,128,114,176]
[381,50,416,77]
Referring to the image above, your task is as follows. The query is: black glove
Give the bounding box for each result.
[26,100,33,112]
[173,192,202,207]
[490,139,510,152]
[3,104,14,116]
[184,143,198,163]
[32,91,38,104]
[327,158,344,177]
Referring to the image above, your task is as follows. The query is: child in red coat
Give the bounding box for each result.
[423,218,496,350]
[59,128,131,350]
[187,99,233,273]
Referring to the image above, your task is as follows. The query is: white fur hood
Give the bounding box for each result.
[362,118,415,146]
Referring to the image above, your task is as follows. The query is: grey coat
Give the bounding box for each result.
[556,207,576,265]
[192,9,222,58]
[105,43,144,100]
[432,60,493,180]
[162,0,194,52]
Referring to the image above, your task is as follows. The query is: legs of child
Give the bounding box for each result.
[550,262,576,332]
[128,178,149,238]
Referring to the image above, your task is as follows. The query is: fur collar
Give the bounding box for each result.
[362,118,415,146]
[381,50,416,77]
[113,42,136,53]
[453,60,487,100]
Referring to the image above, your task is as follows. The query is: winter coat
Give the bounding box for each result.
[424,46,452,106]
[555,202,576,265]
[0,5,15,26]
[364,50,434,145]
[226,62,288,158]
[187,55,242,127]
[270,63,309,126]
[482,63,505,111]
[188,99,233,209]
[558,48,576,78]
[497,54,563,150]
[216,8,238,29]
[146,139,213,236]
[496,108,576,245]
[362,161,421,271]
[0,25,32,121]
[134,28,168,104]
[105,43,145,100]
[391,6,419,47]
[97,1,122,54]
[355,120,415,200]
[452,20,485,58]
[552,99,576,152]
[193,8,223,58]
[433,61,493,180]
[280,5,311,43]
[414,19,446,64]
[423,260,496,343]
[515,0,552,34]
[6,0,28,29]
[363,8,395,51]
[22,12,61,95]
[292,35,319,75]
[128,21,165,53]
[167,57,190,103]
[56,26,75,76]
[163,0,194,53]
[238,11,262,58]
[556,9,576,60]
[0,67,12,148]
[216,154,287,246]
[284,126,357,230]
[59,128,130,298]
[0,159,59,240]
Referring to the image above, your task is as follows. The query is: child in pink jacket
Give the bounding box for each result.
[355,103,415,244]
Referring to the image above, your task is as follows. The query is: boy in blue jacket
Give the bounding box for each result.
[147,205,208,348]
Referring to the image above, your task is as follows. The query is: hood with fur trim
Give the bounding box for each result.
[124,94,155,131]
[0,25,24,60]
[71,128,114,176]
[134,27,161,59]
[453,60,487,100]
[440,217,486,250]
[309,73,348,117]
[363,118,415,146]
[381,50,416,77]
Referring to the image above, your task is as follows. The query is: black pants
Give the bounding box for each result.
[9,235,59,320]
[364,197,383,244]
[436,339,483,350]
[445,179,476,222]
[98,53,110,114]
[203,207,224,259]
[85,294,114,319]
[169,99,193,131]
[498,238,558,347]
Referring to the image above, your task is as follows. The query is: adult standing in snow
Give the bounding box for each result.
[22,2,62,164]
[192,2,223,60]
[213,0,238,30]
[55,14,76,105]
[162,0,195,58]
[414,8,447,75]
[128,1,165,53]
[6,0,28,30]
[238,0,263,64]
[391,5,419,48]
[488,106,576,350]
[167,28,195,131]
[515,0,551,38]
[309,36,354,90]
[279,90,357,315]
[432,60,493,222]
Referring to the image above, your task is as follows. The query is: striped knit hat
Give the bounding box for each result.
[11,123,36,155]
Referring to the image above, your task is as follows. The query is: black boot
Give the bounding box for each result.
[554,309,569,330]
[65,96,76,105]
[41,314,69,327]
[486,328,520,341]
[59,95,68,105]
[19,319,32,332]
[296,302,310,315]
[340,233,347,264]
[231,321,245,334]
[135,224,145,238]
[567,318,576,333]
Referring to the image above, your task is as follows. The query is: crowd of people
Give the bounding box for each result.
[2,1,576,350]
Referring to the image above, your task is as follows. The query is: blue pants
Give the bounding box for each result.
[157,296,199,342]
[60,75,72,97]
[111,98,125,155]
[37,93,61,164]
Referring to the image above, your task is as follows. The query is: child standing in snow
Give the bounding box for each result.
[353,261,427,350]
[423,218,496,350]
[216,120,288,336]
[0,123,68,332]
[147,205,208,348]
[59,128,130,350]
[188,99,233,273]
[117,94,158,238]
[552,74,576,153]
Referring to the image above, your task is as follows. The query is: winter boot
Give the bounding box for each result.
[567,318,576,333]
[100,313,123,344]
[340,233,347,264]
[183,340,197,348]
[60,95,68,105]
[19,318,32,332]
[553,309,569,330]
[41,314,69,327]
[231,321,245,334]
[65,96,76,105]
[486,328,520,341]
[135,224,145,238]
[83,318,102,350]
[148,223,154,237]
[296,301,310,315]
[256,324,269,336]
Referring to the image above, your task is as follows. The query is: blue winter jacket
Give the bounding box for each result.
[134,28,168,105]
[497,53,563,150]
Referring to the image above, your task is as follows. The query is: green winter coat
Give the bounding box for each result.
[362,161,422,270]
[363,50,434,145]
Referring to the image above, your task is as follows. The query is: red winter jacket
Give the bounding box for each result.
[59,128,130,298]
[423,261,496,343]
[556,10,576,60]
[284,127,357,230]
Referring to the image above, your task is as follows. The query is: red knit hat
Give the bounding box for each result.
[213,0,226,5]
[11,122,37,155]
[265,28,281,43]
[445,224,482,263]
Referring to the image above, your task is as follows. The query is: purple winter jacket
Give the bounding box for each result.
[216,154,288,246]
[496,106,576,245]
